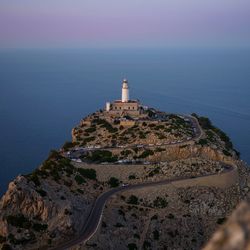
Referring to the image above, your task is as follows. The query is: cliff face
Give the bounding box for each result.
[202,161,250,250]
[0,112,246,249]
[149,144,237,163]
[203,198,250,250]
[0,174,93,249]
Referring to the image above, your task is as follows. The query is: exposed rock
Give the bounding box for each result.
[203,198,250,250]
[0,110,246,249]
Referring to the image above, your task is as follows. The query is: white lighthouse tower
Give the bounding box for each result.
[121,79,129,103]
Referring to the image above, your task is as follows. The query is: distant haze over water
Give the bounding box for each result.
[0,48,249,195]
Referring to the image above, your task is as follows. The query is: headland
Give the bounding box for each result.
[0,79,249,250]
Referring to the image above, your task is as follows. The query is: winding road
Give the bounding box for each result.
[67,115,203,160]
[51,164,235,250]
[51,115,206,249]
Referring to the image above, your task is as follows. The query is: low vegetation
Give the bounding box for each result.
[84,150,118,163]
[127,195,139,205]
[108,177,120,187]
[74,175,86,185]
[153,196,168,208]
[6,214,48,233]
[76,168,97,180]
[192,113,234,152]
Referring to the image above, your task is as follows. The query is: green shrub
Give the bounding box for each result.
[148,123,156,128]
[128,243,138,250]
[139,131,146,139]
[118,209,125,217]
[114,222,124,227]
[157,134,166,139]
[77,188,84,194]
[87,150,118,163]
[129,174,136,180]
[127,195,139,205]
[223,150,232,156]
[85,127,96,133]
[8,233,35,245]
[36,189,47,197]
[121,150,132,157]
[198,139,208,146]
[153,197,168,208]
[0,235,6,243]
[32,223,48,232]
[155,147,165,152]
[29,173,41,186]
[143,241,151,250]
[153,230,160,240]
[131,147,139,153]
[138,149,154,159]
[77,168,96,180]
[217,217,226,224]
[62,141,75,150]
[167,213,175,219]
[6,214,31,229]
[108,177,120,187]
[155,125,165,130]
[148,167,160,177]
[146,109,155,118]
[151,214,158,220]
[100,121,118,133]
[48,150,62,160]
[1,244,12,250]
[82,136,95,144]
[64,209,72,215]
[75,175,86,185]
[134,233,140,239]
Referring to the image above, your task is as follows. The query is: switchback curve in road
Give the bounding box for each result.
[51,164,236,250]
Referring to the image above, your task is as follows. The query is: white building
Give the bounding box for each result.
[105,79,142,117]
[121,79,129,102]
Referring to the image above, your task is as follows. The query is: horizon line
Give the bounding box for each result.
[1,45,250,50]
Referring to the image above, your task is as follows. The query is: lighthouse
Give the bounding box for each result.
[122,79,129,103]
[105,78,142,117]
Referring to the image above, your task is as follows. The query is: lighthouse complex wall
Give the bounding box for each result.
[108,100,141,116]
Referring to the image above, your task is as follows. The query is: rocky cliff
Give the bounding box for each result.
[0,111,247,250]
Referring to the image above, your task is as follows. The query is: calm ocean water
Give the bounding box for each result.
[0,48,250,195]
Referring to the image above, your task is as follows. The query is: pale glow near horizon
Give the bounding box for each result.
[0,0,250,48]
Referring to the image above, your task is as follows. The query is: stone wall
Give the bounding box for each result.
[74,161,239,190]
[172,165,239,189]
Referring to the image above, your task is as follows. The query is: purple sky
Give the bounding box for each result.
[0,0,250,48]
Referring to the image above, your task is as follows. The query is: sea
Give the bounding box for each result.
[0,48,250,196]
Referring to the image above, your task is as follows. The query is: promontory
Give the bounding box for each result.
[0,79,249,250]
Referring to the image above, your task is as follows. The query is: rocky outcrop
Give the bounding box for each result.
[85,183,240,250]
[150,144,237,163]
[202,162,250,250]
[0,111,245,250]
[203,198,250,250]
[0,175,93,249]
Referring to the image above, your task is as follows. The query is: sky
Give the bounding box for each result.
[0,0,250,48]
